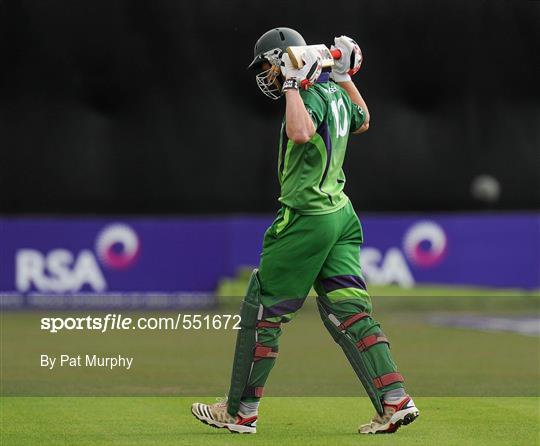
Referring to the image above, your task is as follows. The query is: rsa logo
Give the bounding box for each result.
[361,221,448,287]
[15,224,140,293]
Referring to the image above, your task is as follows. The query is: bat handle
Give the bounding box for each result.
[330,48,342,60]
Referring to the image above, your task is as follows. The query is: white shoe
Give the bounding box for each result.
[191,401,257,434]
[359,395,419,434]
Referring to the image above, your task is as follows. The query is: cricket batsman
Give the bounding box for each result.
[192,27,419,434]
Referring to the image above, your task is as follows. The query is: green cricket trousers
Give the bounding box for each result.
[241,199,404,401]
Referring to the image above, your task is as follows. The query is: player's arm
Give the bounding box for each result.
[330,36,369,134]
[338,80,370,134]
[284,90,315,144]
[280,50,323,144]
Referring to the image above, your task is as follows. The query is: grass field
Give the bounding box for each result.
[2,397,539,445]
[1,281,539,445]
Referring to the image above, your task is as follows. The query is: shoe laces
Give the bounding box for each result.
[371,406,395,424]
[215,395,228,408]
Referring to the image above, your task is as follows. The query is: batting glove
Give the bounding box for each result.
[281,49,323,90]
[331,35,363,82]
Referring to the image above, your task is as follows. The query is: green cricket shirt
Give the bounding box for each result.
[277,73,366,215]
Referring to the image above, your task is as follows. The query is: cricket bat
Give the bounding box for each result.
[286,44,342,69]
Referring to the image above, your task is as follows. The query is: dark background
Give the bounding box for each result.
[1,0,538,214]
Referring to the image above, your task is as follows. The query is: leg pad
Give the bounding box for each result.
[317,297,404,415]
[227,270,262,416]
[317,298,384,415]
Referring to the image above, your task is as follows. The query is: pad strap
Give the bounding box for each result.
[242,385,264,398]
[356,334,389,351]
[339,312,370,330]
[373,372,404,389]
[254,344,279,361]
[257,321,282,329]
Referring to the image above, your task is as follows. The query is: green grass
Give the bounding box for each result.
[2,280,539,444]
[1,396,539,445]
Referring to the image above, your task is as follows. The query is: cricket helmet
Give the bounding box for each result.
[248,27,306,70]
[249,27,306,100]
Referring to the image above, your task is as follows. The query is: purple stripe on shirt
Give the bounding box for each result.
[320,275,367,293]
[317,121,332,203]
